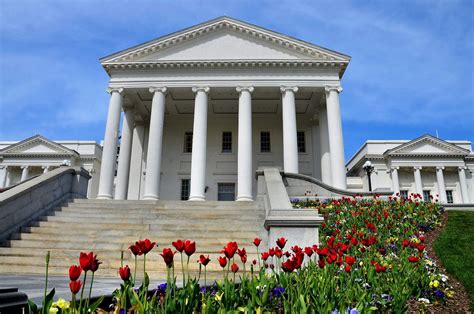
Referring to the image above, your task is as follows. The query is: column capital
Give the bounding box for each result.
[325,86,343,94]
[280,86,298,93]
[458,166,467,171]
[0,165,7,170]
[236,86,254,93]
[41,165,50,170]
[21,165,29,170]
[436,166,445,171]
[192,86,210,93]
[390,166,399,171]
[149,86,167,94]
[106,87,124,94]
[413,166,422,171]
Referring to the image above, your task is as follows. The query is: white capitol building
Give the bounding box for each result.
[0,17,472,204]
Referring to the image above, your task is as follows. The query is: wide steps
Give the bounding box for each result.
[0,199,267,278]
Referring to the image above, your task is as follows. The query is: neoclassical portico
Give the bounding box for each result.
[96,16,351,201]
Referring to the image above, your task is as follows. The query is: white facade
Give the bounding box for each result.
[347,135,474,204]
[0,135,102,198]
[96,16,350,201]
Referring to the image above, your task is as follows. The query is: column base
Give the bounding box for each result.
[188,195,206,201]
[236,196,254,201]
[96,194,113,200]
[143,195,159,201]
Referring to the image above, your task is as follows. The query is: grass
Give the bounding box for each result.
[434,211,474,310]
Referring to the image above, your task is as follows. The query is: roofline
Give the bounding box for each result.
[100,16,351,63]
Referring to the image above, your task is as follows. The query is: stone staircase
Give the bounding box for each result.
[0,199,267,280]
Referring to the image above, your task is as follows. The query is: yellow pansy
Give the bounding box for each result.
[49,308,58,314]
[54,298,70,309]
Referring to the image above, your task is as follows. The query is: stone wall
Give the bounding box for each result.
[0,167,90,242]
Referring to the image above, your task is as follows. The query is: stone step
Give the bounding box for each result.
[35,221,263,232]
[43,213,263,223]
[7,239,262,252]
[54,209,265,220]
[20,226,266,238]
[65,200,261,210]
[15,233,263,245]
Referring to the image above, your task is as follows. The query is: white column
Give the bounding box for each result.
[458,166,470,203]
[127,122,145,200]
[114,107,135,200]
[280,86,299,173]
[143,87,167,200]
[97,87,124,199]
[0,166,8,188]
[42,166,50,174]
[318,105,332,185]
[236,86,254,201]
[436,166,447,203]
[391,167,400,195]
[20,166,29,182]
[413,166,423,195]
[189,86,210,201]
[325,86,346,189]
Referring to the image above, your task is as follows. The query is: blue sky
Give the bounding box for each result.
[0,0,473,160]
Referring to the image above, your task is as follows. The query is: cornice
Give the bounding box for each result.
[0,153,75,158]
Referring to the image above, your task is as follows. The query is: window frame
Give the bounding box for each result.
[260,131,271,153]
[183,131,193,153]
[221,131,233,153]
[217,182,236,201]
[180,179,190,201]
[400,190,409,199]
[422,190,431,202]
[446,190,454,204]
[297,130,306,153]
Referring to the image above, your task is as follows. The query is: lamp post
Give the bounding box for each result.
[363,160,375,192]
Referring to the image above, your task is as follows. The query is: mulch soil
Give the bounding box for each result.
[407,212,472,313]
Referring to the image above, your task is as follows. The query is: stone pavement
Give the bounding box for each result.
[0,274,168,306]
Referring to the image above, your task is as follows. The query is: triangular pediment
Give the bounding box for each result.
[386,135,470,156]
[101,16,350,64]
[0,135,78,156]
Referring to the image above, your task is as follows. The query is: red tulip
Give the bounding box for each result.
[240,255,247,264]
[318,259,325,268]
[90,255,101,272]
[129,244,142,256]
[69,280,82,294]
[261,252,270,261]
[218,256,227,268]
[69,265,82,281]
[281,259,295,272]
[304,247,313,257]
[184,240,196,256]
[408,256,420,263]
[119,265,131,281]
[417,244,425,252]
[198,255,211,266]
[172,239,185,253]
[253,238,262,247]
[160,248,176,267]
[79,252,94,272]
[276,237,287,249]
[252,259,257,265]
[375,264,386,273]
[222,241,238,259]
[345,256,356,266]
[402,239,409,247]
[136,239,156,255]
[344,265,351,273]
[237,248,246,258]
[231,263,239,273]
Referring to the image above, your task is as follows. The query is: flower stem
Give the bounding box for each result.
[86,271,95,309]
[78,271,87,314]
[42,251,50,313]
[180,253,185,286]
[133,255,137,286]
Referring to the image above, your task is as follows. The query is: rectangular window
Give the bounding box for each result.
[180,179,190,200]
[400,190,409,199]
[260,131,271,153]
[297,131,306,153]
[423,190,431,202]
[218,183,235,201]
[222,132,232,153]
[184,132,193,153]
[446,190,454,204]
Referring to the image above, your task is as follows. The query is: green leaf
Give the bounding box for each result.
[28,299,38,314]
[299,294,307,312]
[88,295,105,312]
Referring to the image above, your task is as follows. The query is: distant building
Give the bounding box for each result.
[0,135,102,198]
[347,135,473,204]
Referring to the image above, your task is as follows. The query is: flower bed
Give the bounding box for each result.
[32,195,453,313]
